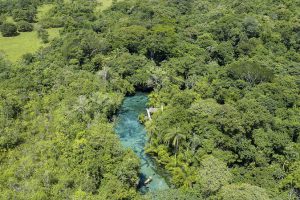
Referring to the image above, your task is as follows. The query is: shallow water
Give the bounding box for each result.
[115,93,169,193]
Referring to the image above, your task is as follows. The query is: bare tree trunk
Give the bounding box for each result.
[146,108,152,120]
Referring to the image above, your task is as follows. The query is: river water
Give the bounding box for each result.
[115,93,169,193]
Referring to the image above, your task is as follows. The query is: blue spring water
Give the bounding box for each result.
[115,92,169,193]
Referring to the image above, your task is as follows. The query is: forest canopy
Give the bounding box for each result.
[0,0,299,199]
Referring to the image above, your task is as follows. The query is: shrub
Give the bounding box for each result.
[40,17,64,29]
[1,23,18,37]
[12,8,36,23]
[17,21,34,32]
[0,15,5,25]
[37,27,49,43]
[22,53,35,64]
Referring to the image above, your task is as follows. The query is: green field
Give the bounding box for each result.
[0,3,60,62]
[0,28,61,62]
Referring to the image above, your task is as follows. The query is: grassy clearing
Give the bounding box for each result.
[0,3,61,62]
[0,32,41,62]
[0,28,61,62]
[0,0,114,62]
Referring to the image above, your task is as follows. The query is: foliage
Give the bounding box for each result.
[1,22,18,37]
[195,156,232,197]
[217,183,270,200]
[37,27,49,43]
[12,8,37,22]
[0,0,299,199]
[228,59,274,84]
[17,20,34,32]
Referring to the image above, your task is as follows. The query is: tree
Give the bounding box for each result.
[111,25,147,53]
[0,15,5,25]
[228,59,274,84]
[37,27,49,43]
[164,127,186,152]
[17,21,33,32]
[145,24,178,64]
[281,161,300,198]
[243,16,261,38]
[194,156,232,197]
[164,126,187,165]
[218,183,270,200]
[1,23,18,37]
[210,42,234,66]
[12,8,36,23]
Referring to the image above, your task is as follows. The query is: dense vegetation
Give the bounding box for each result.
[0,0,299,199]
[1,22,18,36]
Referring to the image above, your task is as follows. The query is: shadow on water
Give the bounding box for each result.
[115,92,169,194]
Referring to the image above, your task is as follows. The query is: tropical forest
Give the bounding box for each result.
[0,0,299,199]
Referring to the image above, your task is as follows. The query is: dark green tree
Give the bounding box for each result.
[12,8,36,22]
[0,22,18,37]
[17,20,33,32]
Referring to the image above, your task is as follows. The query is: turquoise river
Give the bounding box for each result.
[115,93,169,193]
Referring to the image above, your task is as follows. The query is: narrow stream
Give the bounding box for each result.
[115,92,169,193]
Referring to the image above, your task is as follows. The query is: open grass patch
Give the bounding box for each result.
[0,28,61,62]
[0,31,41,62]
[0,3,61,62]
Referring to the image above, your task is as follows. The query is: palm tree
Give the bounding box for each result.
[163,127,186,166]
